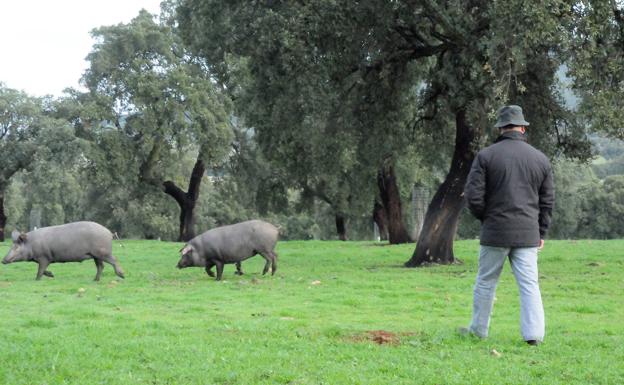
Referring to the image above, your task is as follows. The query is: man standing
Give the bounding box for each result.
[462,105,555,345]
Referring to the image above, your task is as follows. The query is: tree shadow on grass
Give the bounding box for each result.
[366,259,465,271]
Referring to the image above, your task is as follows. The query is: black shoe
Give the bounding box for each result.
[526,340,541,346]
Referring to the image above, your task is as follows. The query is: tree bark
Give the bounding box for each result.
[163,156,205,242]
[372,199,389,241]
[377,162,411,244]
[0,191,6,242]
[405,109,478,266]
[335,213,348,241]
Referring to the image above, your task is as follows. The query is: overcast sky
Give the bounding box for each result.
[0,0,162,97]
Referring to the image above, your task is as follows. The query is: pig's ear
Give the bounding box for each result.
[180,245,193,255]
[11,230,20,243]
[17,233,28,243]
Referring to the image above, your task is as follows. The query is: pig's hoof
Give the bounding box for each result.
[43,270,54,278]
[235,271,244,276]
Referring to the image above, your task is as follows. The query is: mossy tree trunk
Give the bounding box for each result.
[405,110,477,266]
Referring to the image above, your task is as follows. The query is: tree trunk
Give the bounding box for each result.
[378,162,411,244]
[405,110,478,266]
[335,213,348,241]
[177,200,196,242]
[372,199,389,241]
[163,156,205,242]
[0,192,6,242]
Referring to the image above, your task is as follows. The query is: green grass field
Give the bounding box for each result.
[0,239,623,384]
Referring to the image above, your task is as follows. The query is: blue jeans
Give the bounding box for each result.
[469,246,545,341]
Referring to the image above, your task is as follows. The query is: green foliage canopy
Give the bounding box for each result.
[80,10,233,190]
[569,0,624,140]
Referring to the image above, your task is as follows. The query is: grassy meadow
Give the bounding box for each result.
[0,239,622,384]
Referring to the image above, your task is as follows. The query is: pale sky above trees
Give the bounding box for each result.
[0,0,161,97]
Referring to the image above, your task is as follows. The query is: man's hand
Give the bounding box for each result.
[538,239,545,250]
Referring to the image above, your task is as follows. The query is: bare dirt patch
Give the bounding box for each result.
[349,330,415,345]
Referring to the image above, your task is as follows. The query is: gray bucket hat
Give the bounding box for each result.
[494,105,530,128]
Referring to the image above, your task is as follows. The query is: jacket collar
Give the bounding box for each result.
[495,130,527,143]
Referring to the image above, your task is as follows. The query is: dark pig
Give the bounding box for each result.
[176,220,279,281]
[2,221,125,281]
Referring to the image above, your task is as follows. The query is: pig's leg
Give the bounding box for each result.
[36,260,51,280]
[259,253,271,275]
[270,252,278,275]
[235,262,244,275]
[205,261,216,277]
[214,260,224,281]
[102,255,125,279]
[93,259,104,281]
[37,262,54,278]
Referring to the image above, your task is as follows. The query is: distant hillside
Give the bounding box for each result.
[591,135,624,178]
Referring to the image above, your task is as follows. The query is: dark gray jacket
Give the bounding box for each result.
[464,131,555,247]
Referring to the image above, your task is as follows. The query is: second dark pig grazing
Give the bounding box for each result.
[2,221,125,281]
[176,220,279,280]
